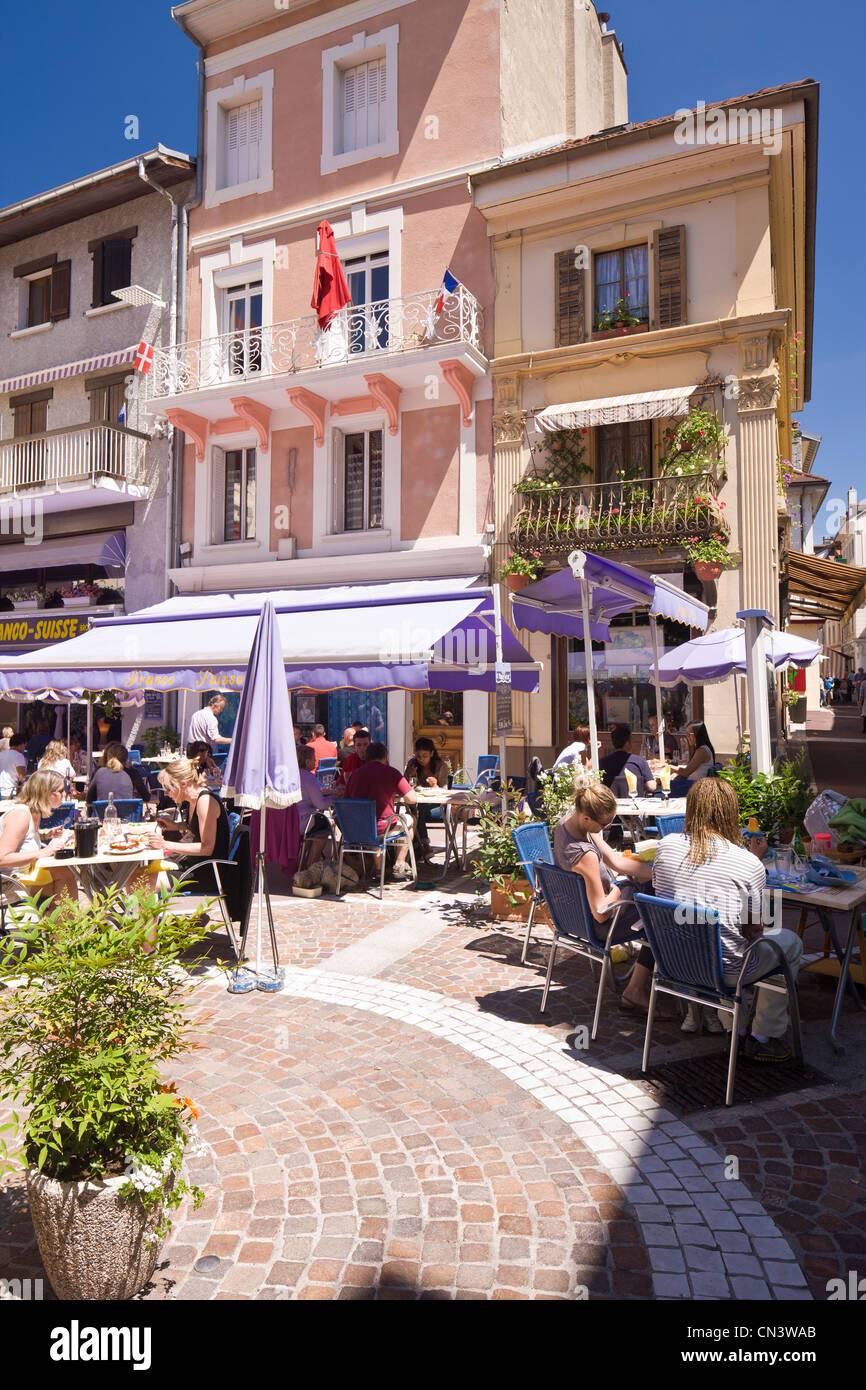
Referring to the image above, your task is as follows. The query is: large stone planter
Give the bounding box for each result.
[490,875,551,926]
[26,1167,169,1301]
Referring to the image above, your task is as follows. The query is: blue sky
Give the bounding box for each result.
[2,0,863,536]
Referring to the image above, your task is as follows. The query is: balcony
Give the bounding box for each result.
[144,286,485,403]
[0,423,151,509]
[510,471,728,556]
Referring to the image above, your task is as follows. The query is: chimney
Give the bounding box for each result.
[848,487,858,519]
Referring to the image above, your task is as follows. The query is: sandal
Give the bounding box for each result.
[619,997,677,1022]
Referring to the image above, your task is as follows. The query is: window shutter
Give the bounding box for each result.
[246,100,262,182]
[342,67,356,153]
[651,226,686,329]
[50,260,71,321]
[102,239,132,302]
[225,106,239,187]
[91,243,104,307]
[554,250,585,347]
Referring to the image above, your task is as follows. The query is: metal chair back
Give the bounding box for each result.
[92,798,143,823]
[127,749,142,764]
[511,821,553,891]
[533,861,605,949]
[317,758,337,773]
[475,754,499,789]
[316,767,338,791]
[41,801,77,830]
[655,813,686,837]
[332,798,379,846]
[634,893,725,995]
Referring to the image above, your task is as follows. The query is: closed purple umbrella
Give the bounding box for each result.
[223,599,301,990]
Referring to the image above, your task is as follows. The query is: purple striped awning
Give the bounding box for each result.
[0,346,138,396]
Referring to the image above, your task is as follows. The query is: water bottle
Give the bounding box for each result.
[103,792,120,837]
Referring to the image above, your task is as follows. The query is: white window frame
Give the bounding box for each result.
[309,408,400,555]
[205,69,274,209]
[334,426,385,534]
[321,25,399,176]
[195,431,271,560]
[199,237,276,343]
[217,444,258,544]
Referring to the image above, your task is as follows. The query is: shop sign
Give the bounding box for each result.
[0,614,92,650]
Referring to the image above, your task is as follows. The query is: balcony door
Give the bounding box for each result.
[222,279,262,377]
[344,251,389,353]
[88,378,128,478]
[597,421,652,511]
[12,398,47,488]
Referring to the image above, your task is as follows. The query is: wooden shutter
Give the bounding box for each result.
[651,226,686,329]
[101,240,132,302]
[342,65,359,153]
[13,400,47,437]
[554,250,585,347]
[49,260,71,320]
[91,242,104,307]
[225,107,239,186]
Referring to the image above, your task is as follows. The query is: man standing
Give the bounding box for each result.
[307,722,338,770]
[0,733,28,798]
[345,742,418,880]
[187,694,232,753]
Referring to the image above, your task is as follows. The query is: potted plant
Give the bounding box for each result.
[60,581,98,608]
[8,587,45,612]
[660,406,729,476]
[0,887,208,1301]
[593,292,646,339]
[683,533,737,583]
[142,725,181,758]
[500,551,543,591]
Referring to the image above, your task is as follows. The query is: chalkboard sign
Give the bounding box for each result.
[144,692,164,720]
[495,662,512,735]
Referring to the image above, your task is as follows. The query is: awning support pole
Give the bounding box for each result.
[569,550,599,772]
[649,614,665,765]
[492,581,508,814]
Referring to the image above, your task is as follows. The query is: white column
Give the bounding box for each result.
[458,414,476,539]
[739,608,773,775]
[462,689,488,780]
[387,689,410,771]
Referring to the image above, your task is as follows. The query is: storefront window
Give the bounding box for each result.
[566,613,692,741]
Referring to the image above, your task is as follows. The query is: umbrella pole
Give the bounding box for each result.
[649,615,665,765]
[85,701,93,777]
[255,803,266,977]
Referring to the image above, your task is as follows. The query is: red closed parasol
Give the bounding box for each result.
[311,220,352,329]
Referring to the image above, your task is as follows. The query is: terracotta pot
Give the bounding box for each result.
[505,573,532,592]
[26,1167,171,1300]
[693,561,724,583]
[489,875,552,925]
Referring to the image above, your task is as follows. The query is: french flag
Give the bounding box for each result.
[435,268,460,316]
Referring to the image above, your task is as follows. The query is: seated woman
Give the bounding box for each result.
[598,725,657,797]
[404,737,451,862]
[653,779,803,1060]
[674,720,716,783]
[553,775,670,1016]
[142,756,239,913]
[85,741,150,809]
[188,740,224,790]
[0,770,79,908]
[296,744,334,865]
[38,739,76,789]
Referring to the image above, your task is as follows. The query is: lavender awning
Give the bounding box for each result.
[512,554,708,639]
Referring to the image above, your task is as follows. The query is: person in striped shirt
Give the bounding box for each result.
[652,779,802,1062]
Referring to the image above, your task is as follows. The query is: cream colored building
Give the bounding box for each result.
[473,80,817,764]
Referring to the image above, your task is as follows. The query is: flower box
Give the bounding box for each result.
[10,599,42,613]
[591,324,649,342]
[62,596,95,608]
[693,561,724,583]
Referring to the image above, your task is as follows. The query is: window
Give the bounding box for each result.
[341,58,387,155]
[11,392,49,486]
[340,430,383,532]
[321,26,399,176]
[12,396,48,438]
[89,229,136,309]
[220,99,262,190]
[594,245,649,328]
[597,421,652,485]
[88,378,128,425]
[205,71,273,208]
[13,256,70,328]
[344,251,389,352]
[223,448,257,542]
[222,279,262,376]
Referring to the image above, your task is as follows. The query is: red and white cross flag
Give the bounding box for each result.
[133,341,155,374]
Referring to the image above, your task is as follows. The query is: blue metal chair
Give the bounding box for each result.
[316,766,338,791]
[332,799,416,899]
[634,893,803,1106]
[655,813,686,837]
[41,801,77,831]
[92,798,143,822]
[127,749,142,764]
[533,861,637,1039]
[511,821,554,963]
[171,811,244,958]
[317,758,337,774]
[475,754,500,789]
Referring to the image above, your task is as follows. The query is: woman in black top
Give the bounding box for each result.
[146,755,238,913]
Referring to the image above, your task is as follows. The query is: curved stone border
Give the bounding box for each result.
[201,966,811,1300]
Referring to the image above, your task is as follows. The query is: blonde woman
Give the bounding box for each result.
[553,772,673,1018]
[146,756,231,891]
[39,740,76,786]
[0,770,78,906]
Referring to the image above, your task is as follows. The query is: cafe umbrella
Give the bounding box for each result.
[222,599,301,992]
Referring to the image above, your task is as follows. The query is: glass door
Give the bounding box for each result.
[345,252,389,353]
[223,280,262,376]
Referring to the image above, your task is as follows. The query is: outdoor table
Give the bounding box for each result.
[140,754,182,766]
[774,865,866,1054]
[615,796,687,837]
[403,787,506,880]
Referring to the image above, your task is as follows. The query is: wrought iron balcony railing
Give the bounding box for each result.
[0,423,150,494]
[509,471,728,554]
[145,287,484,399]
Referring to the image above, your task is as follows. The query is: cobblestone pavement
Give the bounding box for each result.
[1,807,863,1301]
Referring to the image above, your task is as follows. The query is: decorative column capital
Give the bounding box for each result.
[736,371,779,414]
[493,410,527,445]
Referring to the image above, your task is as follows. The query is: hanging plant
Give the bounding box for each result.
[84,690,121,721]
[660,406,728,476]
